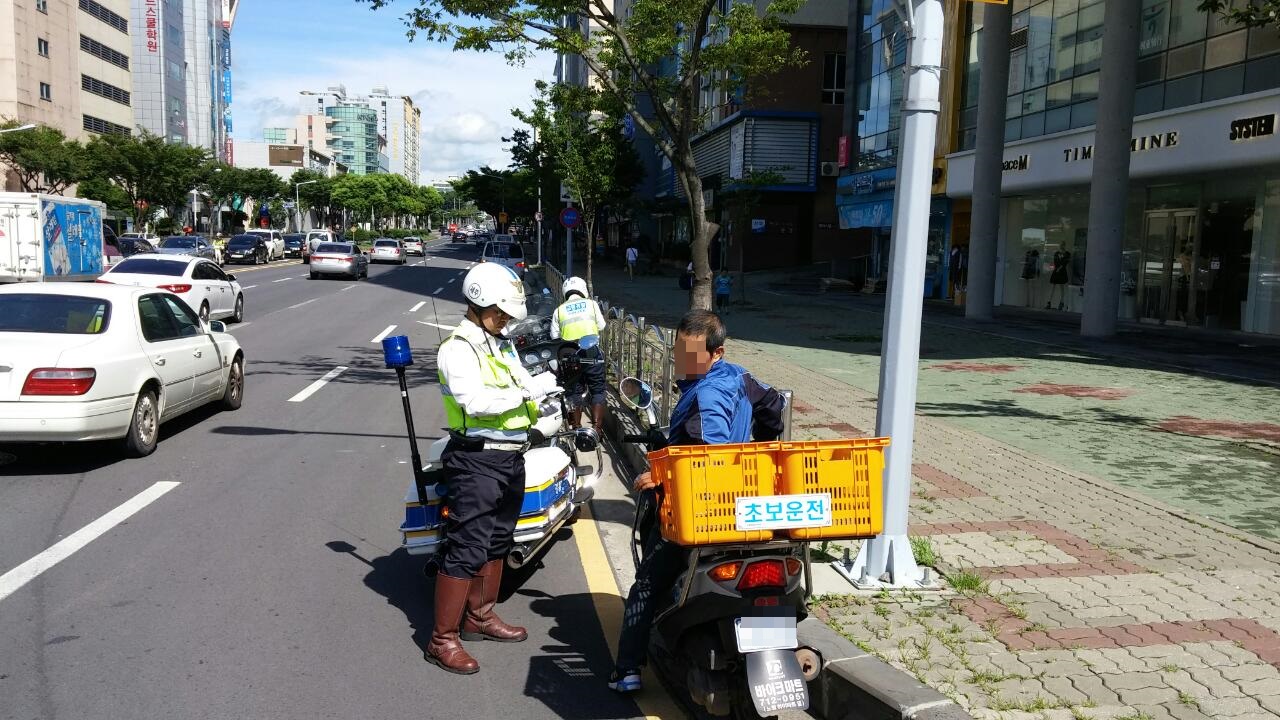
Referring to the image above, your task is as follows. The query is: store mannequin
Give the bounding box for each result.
[1048,249,1070,310]
[1021,249,1041,307]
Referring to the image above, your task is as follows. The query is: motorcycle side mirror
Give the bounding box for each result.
[619,377,653,410]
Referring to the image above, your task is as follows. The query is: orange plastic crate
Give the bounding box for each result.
[651,442,780,545]
[775,438,888,540]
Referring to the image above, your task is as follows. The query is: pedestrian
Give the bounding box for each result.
[430,263,547,675]
[608,310,787,693]
[714,271,733,313]
[625,245,638,280]
[552,276,608,433]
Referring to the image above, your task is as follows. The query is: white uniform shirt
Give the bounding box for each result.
[550,298,607,340]
[437,318,542,440]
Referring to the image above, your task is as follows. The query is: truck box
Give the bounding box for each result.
[0,192,107,284]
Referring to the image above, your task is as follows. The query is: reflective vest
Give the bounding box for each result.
[438,332,537,433]
[556,298,599,342]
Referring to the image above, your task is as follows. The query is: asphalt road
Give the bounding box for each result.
[0,237,666,720]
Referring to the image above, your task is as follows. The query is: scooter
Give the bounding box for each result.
[619,377,822,719]
[390,333,601,572]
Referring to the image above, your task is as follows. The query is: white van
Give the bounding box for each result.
[304,230,335,263]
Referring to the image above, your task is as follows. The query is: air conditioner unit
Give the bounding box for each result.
[820,161,839,177]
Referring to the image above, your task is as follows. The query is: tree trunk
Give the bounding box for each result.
[584,216,595,295]
[677,161,717,311]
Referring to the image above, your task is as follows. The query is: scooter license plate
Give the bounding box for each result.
[734,616,798,653]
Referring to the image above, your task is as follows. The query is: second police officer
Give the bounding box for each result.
[551,276,608,434]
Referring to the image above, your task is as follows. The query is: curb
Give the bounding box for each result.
[599,397,973,720]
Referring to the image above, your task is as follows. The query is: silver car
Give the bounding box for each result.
[370,238,407,265]
[156,236,220,264]
[308,242,369,280]
[481,241,526,277]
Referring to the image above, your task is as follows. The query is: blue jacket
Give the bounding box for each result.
[668,360,787,446]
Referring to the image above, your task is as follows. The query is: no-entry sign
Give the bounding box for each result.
[560,207,580,228]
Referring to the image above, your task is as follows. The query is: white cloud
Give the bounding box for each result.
[232,42,552,181]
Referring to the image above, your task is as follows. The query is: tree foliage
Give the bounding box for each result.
[1198,0,1280,28]
[359,0,806,309]
[84,130,212,225]
[0,120,87,194]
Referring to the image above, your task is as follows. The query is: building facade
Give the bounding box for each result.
[131,0,235,158]
[947,0,1280,336]
[297,85,416,179]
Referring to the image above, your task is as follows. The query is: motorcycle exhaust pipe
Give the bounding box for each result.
[508,547,529,569]
[505,506,574,569]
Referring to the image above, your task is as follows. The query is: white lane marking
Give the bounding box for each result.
[416,260,426,266]
[298,274,309,278]
[410,301,426,312]
[272,277,291,283]
[418,321,456,331]
[289,298,319,309]
[228,321,252,330]
[0,481,180,604]
[243,285,258,290]
[341,285,356,292]
[371,325,397,344]
[433,287,443,295]
[288,366,348,403]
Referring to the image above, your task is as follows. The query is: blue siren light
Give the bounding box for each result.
[383,335,414,368]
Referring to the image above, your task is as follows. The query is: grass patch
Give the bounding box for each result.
[1178,692,1200,709]
[873,604,891,618]
[1161,664,1181,673]
[1113,713,1154,720]
[947,569,989,594]
[910,536,937,566]
[1007,604,1029,620]
[1070,709,1095,720]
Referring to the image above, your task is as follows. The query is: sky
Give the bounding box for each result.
[230,0,555,184]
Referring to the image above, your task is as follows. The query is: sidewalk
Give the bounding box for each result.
[585,262,1280,720]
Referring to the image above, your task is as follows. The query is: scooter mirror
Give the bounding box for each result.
[619,377,653,410]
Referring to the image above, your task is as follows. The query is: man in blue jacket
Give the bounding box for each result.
[608,310,786,693]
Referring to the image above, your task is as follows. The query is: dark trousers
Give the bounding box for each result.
[440,441,526,579]
[615,522,686,670]
[583,344,606,405]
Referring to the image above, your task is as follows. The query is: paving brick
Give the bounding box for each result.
[1116,686,1181,706]
[1103,672,1166,691]
[1205,697,1264,716]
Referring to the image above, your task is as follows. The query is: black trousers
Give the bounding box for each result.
[440,440,526,579]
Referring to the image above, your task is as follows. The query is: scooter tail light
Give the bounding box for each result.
[709,562,742,582]
[737,560,787,591]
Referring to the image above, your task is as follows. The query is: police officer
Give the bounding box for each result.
[430,263,542,675]
[551,276,607,432]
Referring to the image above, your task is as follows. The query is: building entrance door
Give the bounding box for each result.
[1138,209,1198,325]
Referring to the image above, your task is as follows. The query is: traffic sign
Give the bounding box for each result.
[534,211,543,222]
[498,211,508,223]
[622,114,635,141]
[559,207,580,229]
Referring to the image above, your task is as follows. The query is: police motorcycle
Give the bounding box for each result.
[388,321,600,573]
[618,377,822,719]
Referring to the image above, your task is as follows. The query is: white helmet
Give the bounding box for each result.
[563,276,589,299]
[461,263,527,320]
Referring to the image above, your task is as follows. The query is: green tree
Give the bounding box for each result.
[77,175,133,216]
[0,121,87,194]
[514,81,643,290]
[1198,0,1280,28]
[360,0,805,309]
[288,168,333,230]
[331,174,389,228]
[453,168,514,225]
[85,130,212,226]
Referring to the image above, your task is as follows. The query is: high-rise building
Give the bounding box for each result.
[0,0,134,141]
[131,0,236,158]
[297,85,418,179]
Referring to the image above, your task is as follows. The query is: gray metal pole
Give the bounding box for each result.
[536,125,543,266]
[845,0,943,589]
[1080,0,1140,338]
[965,2,1011,321]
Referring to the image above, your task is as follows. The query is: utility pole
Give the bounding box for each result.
[535,124,543,266]
[842,0,943,590]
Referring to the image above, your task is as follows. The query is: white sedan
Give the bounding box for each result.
[0,283,245,457]
[100,253,245,325]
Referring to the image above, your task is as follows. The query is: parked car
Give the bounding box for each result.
[246,229,285,261]
[481,241,526,277]
[222,234,271,265]
[156,236,219,264]
[283,233,305,258]
[370,238,407,265]
[0,283,245,457]
[309,242,368,280]
[117,236,157,257]
[403,237,424,256]
[100,254,245,325]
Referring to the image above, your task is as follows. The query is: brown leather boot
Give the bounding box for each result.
[461,559,527,642]
[426,574,480,674]
[591,403,606,434]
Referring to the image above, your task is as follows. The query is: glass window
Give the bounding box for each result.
[1140,0,1170,56]
[1137,53,1166,85]
[1072,72,1099,103]
[1202,64,1244,101]
[1168,0,1207,47]
[0,294,110,334]
[161,296,202,337]
[1166,41,1204,77]
[1025,1,1054,88]
[1206,29,1246,69]
[1023,87,1046,114]
[1071,100,1097,128]
[1134,83,1165,115]
[1208,0,1246,36]
[1053,12,1078,81]
[1045,106,1072,133]
[1005,118,1022,142]
[138,295,178,342]
[822,53,846,104]
[1245,55,1280,93]
[1053,0,1078,17]
[1009,48,1027,94]
[1248,27,1280,59]
[1022,111,1046,138]
[1165,74,1202,108]
[1007,94,1023,119]
[1047,79,1072,108]
[1074,3,1105,74]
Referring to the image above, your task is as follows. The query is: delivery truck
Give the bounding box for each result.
[0,193,107,284]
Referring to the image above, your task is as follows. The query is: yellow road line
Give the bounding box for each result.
[572,505,684,720]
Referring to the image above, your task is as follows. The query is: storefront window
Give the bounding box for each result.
[1245,180,1280,335]
[1002,192,1090,312]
